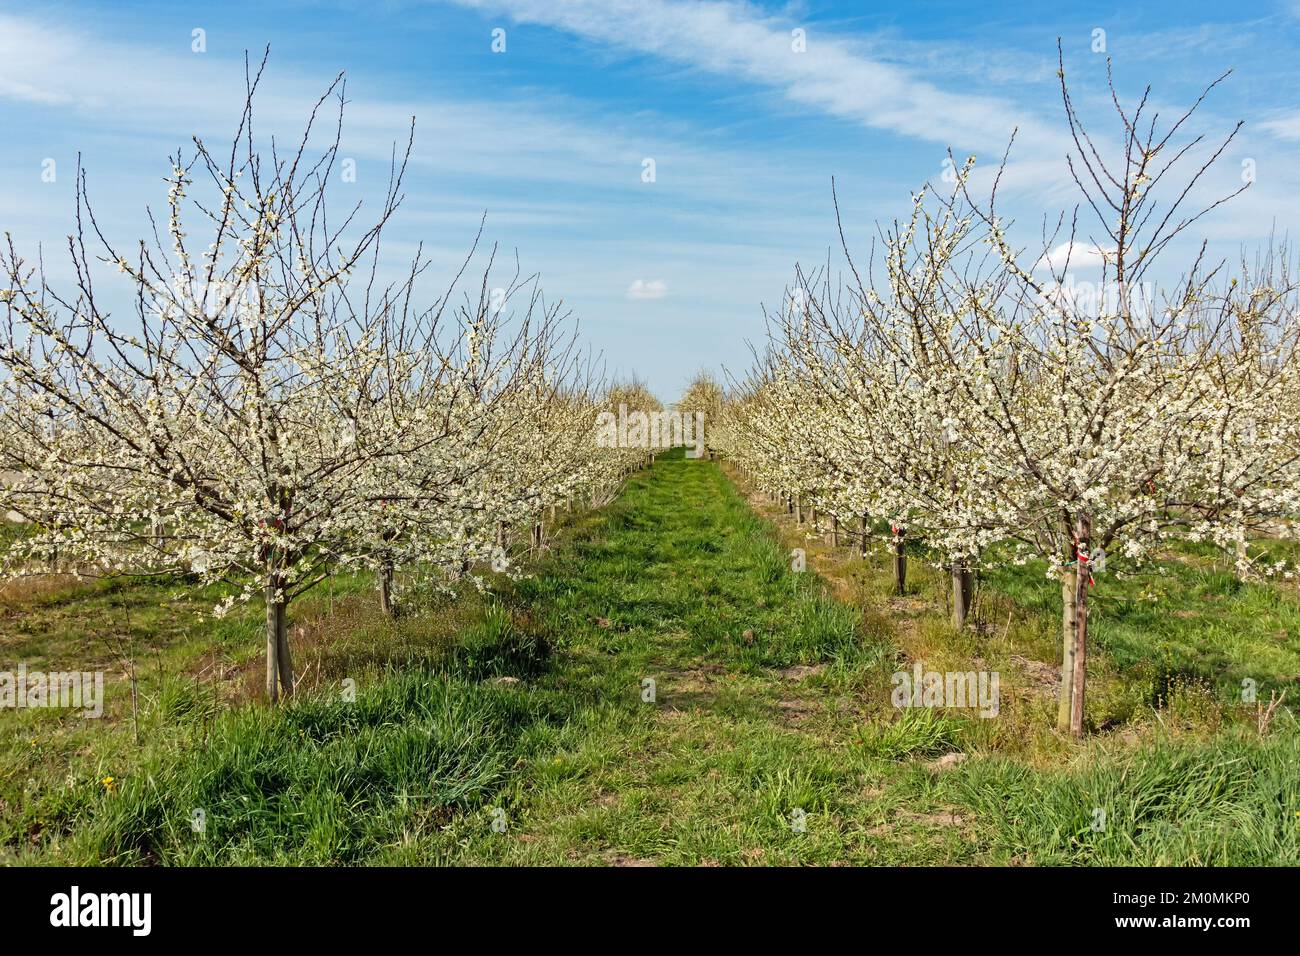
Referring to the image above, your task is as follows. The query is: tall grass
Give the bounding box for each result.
[951,734,1300,865]
[65,671,550,865]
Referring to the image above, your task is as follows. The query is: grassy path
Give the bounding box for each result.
[429,448,974,865]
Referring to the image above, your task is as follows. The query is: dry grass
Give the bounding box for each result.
[0,572,87,607]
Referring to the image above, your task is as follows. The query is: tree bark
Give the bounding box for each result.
[151,517,165,557]
[893,535,907,595]
[265,583,280,703]
[795,496,803,524]
[276,601,294,699]
[377,559,394,616]
[1069,514,1091,737]
[859,515,869,559]
[1056,568,1078,733]
[951,560,973,629]
[829,516,839,547]
[265,580,292,702]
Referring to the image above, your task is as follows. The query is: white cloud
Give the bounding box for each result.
[446,0,1062,157]
[1034,241,1116,273]
[1259,111,1300,142]
[626,279,668,299]
[0,12,830,211]
[443,0,1300,238]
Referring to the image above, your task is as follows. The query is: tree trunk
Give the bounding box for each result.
[795,496,803,524]
[893,536,907,595]
[1056,568,1078,733]
[276,602,294,699]
[265,584,280,703]
[377,559,394,616]
[951,559,973,629]
[151,517,165,557]
[829,516,839,547]
[265,581,292,702]
[1069,514,1091,737]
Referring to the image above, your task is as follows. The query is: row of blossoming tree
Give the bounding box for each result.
[0,61,651,702]
[714,52,1300,736]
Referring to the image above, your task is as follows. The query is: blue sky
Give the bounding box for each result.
[3,0,1300,397]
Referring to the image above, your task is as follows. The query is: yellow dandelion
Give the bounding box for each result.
[101,776,116,792]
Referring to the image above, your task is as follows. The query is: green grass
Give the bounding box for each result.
[2,447,1296,865]
[985,548,1300,727]
[72,672,552,865]
[949,734,1299,865]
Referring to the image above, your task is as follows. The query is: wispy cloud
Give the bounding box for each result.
[448,0,1062,157]
[1258,111,1300,141]
[0,13,757,195]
